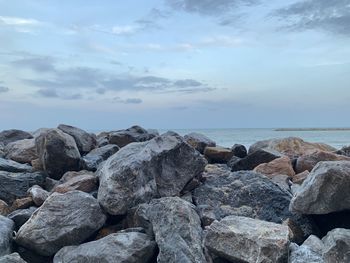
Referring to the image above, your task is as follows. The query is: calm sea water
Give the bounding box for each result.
[160,129,350,150]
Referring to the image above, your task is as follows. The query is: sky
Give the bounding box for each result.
[0,0,350,130]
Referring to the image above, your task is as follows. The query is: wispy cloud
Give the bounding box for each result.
[0,15,43,33]
[113,97,143,104]
[0,86,9,93]
[12,56,56,72]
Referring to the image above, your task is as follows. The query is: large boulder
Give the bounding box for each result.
[0,130,33,146]
[0,158,33,173]
[204,215,290,263]
[4,139,37,164]
[184,132,216,154]
[129,197,206,263]
[253,156,295,177]
[290,161,350,214]
[193,165,316,240]
[0,216,14,257]
[0,253,27,263]
[80,144,119,171]
[15,191,106,256]
[295,150,350,173]
[0,171,46,204]
[53,231,156,263]
[57,124,97,155]
[108,125,156,147]
[204,146,233,163]
[322,228,350,263]
[249,137,336,158]
[98,133,207,215]
[35,129,81,179]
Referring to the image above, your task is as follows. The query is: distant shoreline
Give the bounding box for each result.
[275,128,350,131]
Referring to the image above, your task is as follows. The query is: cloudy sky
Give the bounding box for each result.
[0,0,350,130]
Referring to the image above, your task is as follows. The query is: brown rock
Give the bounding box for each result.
[0,199,10,216]
[204,146,234,163]
[27,185,49,206]
[4,139,38,164]
[295,150,350,173]
[254,156,295,177]
[31,158,43,171]
[52,171,97,194]
[293,170,310,185]
[11,197,34,210]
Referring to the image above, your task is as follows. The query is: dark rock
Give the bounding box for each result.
[8,207,37,229]
[98,133,207,215]
[336,145,350,157]
[4,139,37,164]
[57,124,97,155]
[16,246,49,263]
[0,171,46,204]
[231,144,247,158]
[0,215,14,257]
[184,132,216,154]
[312,211,350,238]
[230,149,282,171]
[0,130,33,146]
[0,158,33,173]
[35,129,81,180]
[15,191,106,256]
[322,228,350,263]
[204,146,233,163]
[108,125,156,147]
[0,253,27,263]
[53,231,156,263]
[81,144,119,171]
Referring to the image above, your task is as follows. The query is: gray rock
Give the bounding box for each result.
[27,186,48,206]
[303,235,325,255]
[336,145,350,157]
[204,215,290,263]
[15,191,106,256]
[231,144,247,158]
[0,130,33,146]
[0,215,14,257]
[81,144,119,171]
[193,165,316,240]
[204,146,233,164]
[290,161,350,214]
[289,243,324,263]
[322,228,350,263]
[8,207,37,229]
[4,139,37,164]
[0,143,4,158]
[53,231,156,263]
[0,158,33,173]
[0,171,46,204]
[129,197,206,263]
[184,132,216,154]
[98,133,207,215]
[0,253,27,263]
[57,124,97,155]
[35,129,81,180]
[108,125,156,147]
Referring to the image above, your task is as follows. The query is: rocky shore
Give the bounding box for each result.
[1,125,350,263]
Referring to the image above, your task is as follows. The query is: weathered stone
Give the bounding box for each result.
[11,197,34,210]
[0,143,4,158]
[204,146,234,163]
[35,129,81,179]
[57,124,97,155]
[130,197,206,263]
[81,144,119,171]
[0,215,14,257]
[53,231,156,263]
[0,158,33,173]
[193,165,316,240]
[293,170,310,185]
[290,161,350,214]
[4,139,37,164]
[108,125,156,147]
[0,253,27,263]
[30,159,43,171]
[27,186,49,206]
[0,200,10,216]
[98,133,207,215]
[184,132,216,154]
[254,156,295,177]
[204,215,290,263]
[295,150,350,173]
[249,137,336,158]
[0,130,33,146]
[231,144,247,158]
[303,235,325,255]
[15,191,106,256]
[230,149,282,171]
[336,145,350,157]
[271,174,292,192]
[322,228,350,263]
[8,207,37,229]
[289,243,324,263]
[52,171,97,194]
[0,171,46,204]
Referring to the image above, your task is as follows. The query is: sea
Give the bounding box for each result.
[159,128,350,150]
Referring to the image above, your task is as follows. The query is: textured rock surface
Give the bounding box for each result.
[80,144,119,171]
[322,228,350,263]
[231,144,247,158]
[293,170,310,185]
[52,171,97,194]
[0,215,14,257]
[27,186,49,206]
[253,156,295,177]
[35,129,81,179]
[0,253,27,263]
[0,130,33,146]
[184,132,216,154]
[57,124,97,155]
[130,197,206,263]
[98,133,207,215]
[0,200,10,216]
[290,161,350,214]
[4,139,37,164]
[53,231,156,263]
[0,171,46,204]
[0,158,33,173]
[108,125,156,147]
[204,146,233,164]
[249,137,336,158]
[15,191,106,256]
[204,215,289,263]
[289,243,324,263]
[8,207,37,229]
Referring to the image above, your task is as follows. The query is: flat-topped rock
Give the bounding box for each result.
[184,132,216,154]
[254,156,295,177]
[0,130,33,146]
[4,139,37,164]
[108,125,156,147]
[0,158,33,173]
[204,146,233,163]
[80,144,119,171]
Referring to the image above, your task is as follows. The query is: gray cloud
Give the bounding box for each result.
[36,88,82,100]
[12,56,56,72]
[37,88,59,98]
[274,0,350,35]
[0,86,9,93]
[113,97,143,104]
